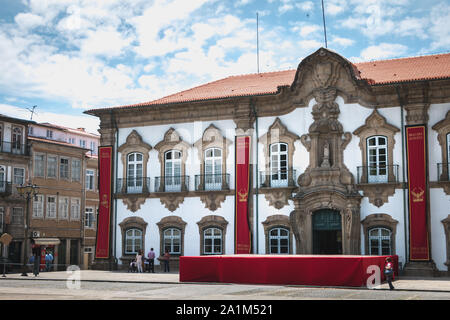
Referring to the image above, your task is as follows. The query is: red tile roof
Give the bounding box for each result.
[86,51,450,112]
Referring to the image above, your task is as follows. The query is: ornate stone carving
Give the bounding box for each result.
[263,189,291,209]
[121,196,147,213]
[154,128,190,177]
[432,111,450,194]
[405,103,429,125]
[441,215,450,269]
[199,193,227,211]
[159,194,185,212]
[358,184,398,208]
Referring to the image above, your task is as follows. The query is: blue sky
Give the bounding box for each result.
[0,0,449,134]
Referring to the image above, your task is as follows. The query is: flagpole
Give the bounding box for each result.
[321,0,328,48]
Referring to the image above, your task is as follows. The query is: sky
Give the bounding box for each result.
[0,0,449,134]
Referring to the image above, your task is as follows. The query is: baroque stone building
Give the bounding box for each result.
[86,48,450,275]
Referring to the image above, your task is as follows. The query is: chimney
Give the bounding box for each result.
[77,128,86,132]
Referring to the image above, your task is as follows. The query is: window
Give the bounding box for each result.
[47,196,56,219]
[204,148,222,190]
[68,137,75,145]
[60,158,69,179]
[71,198,80,220]
[46,130,53,139]
[203,227,222,255]
[269,227,289,254]
[163,228,181,254]
[369,227,392,255]
[34,154,45,177]
[59,196,69,219]
[28,126,33,136]
[367,136,388,183]
[0,207,4,233]
[0,166,5,192]
[85,207,95,228]
[90,141,96,153]
[125,228,142,254]
[79,140,86,148]
[86,169,95,190]
[270,143,288,187]
[12,127,22,153]
[13,167,25,185]
[71,159,81,182]
[32,195,44,218]
[47,155,57,178]
[127,152,143,193]
[12,207,23,224]
[164,150,182,192]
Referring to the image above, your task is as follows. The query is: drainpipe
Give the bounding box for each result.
[111,111,119,268]
[395,85,409,267]
[250,99,259,254]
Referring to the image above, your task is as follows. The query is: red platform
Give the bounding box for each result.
[179,254,398,287]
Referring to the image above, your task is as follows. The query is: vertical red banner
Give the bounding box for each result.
[96,146,113,259]
[235,136,251,254]
[406,126,430,261]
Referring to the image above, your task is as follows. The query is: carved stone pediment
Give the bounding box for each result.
[441,215,450,268]
[122,196,147,213]
[159,194,185,212]
[262,189,292,209]
[358,183,399,208]
[199,193,227,211]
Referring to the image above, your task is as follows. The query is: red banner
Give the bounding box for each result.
[96,146,113,259]
[406,126,430,261]
[235,136,251,254]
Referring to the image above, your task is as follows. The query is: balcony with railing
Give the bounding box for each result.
[116,177,151,194]
[0,181,12,195]
[154,176,189,193]
[437,163,450,181]
[356,165,399,184]
[0,141,29,156]
[259,169,297,188]
[195,174,230,191]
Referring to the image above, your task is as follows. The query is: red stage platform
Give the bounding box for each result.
[179,254,398,287]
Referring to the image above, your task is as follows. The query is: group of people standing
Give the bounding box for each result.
[29,245,54,276]
[129,248,171,273]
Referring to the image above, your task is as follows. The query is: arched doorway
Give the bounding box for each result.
[312,209,342,254]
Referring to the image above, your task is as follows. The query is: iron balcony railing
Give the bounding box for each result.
[116,178,150,194]
[195,174,230,191]
[154,176,189,192]
[357,165,399,184]
[0,181,12,195]
[259,169,297,188]
[0,141,29,155]
[437,163,450,181]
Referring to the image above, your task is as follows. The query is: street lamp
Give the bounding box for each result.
[16,183,39,276]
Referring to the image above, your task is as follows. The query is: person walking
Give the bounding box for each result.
[136,250,143,273]
[147,248,155,273]
[163,250,170,273]
[384,257,395,290]
[32,245,40,277]
[45,251,53,272]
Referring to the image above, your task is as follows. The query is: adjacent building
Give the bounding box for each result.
[86,48,450,275]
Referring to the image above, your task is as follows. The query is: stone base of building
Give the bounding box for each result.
[402,261,440,277]
[91,258,118,271]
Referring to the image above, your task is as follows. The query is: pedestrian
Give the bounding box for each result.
[163,249,170,273]
[147,248,155,273]
[384,257,395,290]
[45,251,53,272]
[32,245,40,277]
[136,250,143,273]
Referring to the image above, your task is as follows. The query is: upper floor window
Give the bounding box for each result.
[71,159,81,182]
[46,130,53,139]
[203,227,223,255]
[34,154,45,177]
[127,152,143,193]
[0,207,4,233]
[12,127,22,151]
[32,195,44,218]
[47,155,57,178]
[270,143,288,187]
[85,207,95,228]
[59,196,69,219]
[125,228,142,254]
[13,167,25,185]
[163,227,181,254]
[269,227,289,254]
[12,207,23,224]
[86,169,95,190]
[369,227,392,255]
[79,140,86,148]
[47,196,56,219]
[90,141,96,153]
[367,136,387,183]
[0,166,5,189]
[204,148,222,190]
[164,150,182,192]
[71,198,80,220]
[60,158,69,179]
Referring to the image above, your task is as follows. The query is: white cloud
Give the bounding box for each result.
[330,36,355,48]
[360,43,408,61]
[296,1,314,11]
[299,25,320,37]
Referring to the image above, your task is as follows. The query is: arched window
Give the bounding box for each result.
[269,227,289,254]
[127,152,143,193]
[165,150,182,192]
[270,143,288,187]
[367,136,387,183]
[203,227,222,255]
[163,228,181,254]
[12,127,22,153]
[369,227,392,255]
[204,148,222,190]
[125,228,142,254]
[0,166,5,193]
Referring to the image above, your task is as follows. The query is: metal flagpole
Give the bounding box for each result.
[321,0,328,48]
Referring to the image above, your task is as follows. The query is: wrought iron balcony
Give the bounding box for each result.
[116,178,150,194]
[356,165,399,184]
[154,176,189,192]
[259,169,297,188]
[0,181,12,195]
[195,174,230,191]
[437,163,450,181]
[0,141,29,155]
